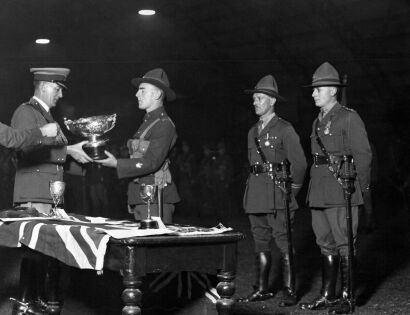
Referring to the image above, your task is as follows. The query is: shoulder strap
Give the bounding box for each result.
[25,101,54,123]
[139,118,161,140]
[254,136,268,164]
[314,119,329,156]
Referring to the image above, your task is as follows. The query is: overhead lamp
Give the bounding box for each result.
[36,38,50,44]
[138,9,156,16]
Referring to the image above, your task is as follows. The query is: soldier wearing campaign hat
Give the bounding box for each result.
[299,62,372,314]
[10,67,92,314]
[238,74,306,306]
[97,68,180,223]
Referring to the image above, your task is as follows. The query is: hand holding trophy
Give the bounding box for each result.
[49,180,66,217]
[139,184,159,229]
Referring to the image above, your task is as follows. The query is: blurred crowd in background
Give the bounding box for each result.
[0,138,249,225]
[1,127,409,229]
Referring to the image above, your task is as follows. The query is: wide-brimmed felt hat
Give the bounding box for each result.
[304,62,347,87]
[30,67,70,89]
[131,68,176,101]
[244,75,286,101]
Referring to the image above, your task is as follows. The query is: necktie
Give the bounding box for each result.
[258,120,264,134]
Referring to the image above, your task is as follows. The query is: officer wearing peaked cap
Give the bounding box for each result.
[299,62,372,314]
[97,68,180,223]
[238,74,307,306]
[0,71,66,150]
[10,67,92,314]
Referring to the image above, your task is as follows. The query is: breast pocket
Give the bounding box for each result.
[321,131,344,154]
[261,135,283,162]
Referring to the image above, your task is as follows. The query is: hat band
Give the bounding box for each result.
[312,77,341,84]
[34,74,67,82]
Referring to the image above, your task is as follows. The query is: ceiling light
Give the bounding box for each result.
[36,38,50,44]
[138,9,155,16]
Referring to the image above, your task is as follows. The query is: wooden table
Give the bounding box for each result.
[104,231,245,315]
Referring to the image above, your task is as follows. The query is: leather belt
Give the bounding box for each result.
[250,162,278,174]
[313,154,342,166]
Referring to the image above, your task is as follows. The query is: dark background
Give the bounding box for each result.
[0,0,408,217]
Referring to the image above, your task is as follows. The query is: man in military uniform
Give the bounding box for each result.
[10,67,92,314]
[299,62,372,314]
[97,68,180,223]
[239,75,307,306]
[0,121,57,149]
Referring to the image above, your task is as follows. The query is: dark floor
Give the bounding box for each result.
[1,201,410,315]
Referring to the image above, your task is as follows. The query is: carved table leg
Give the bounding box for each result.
[45,258,62,315]
[121,246,142,315]
[216,271,236,315]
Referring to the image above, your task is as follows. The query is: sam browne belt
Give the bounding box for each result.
[250,162,279,175]
[313,154,343,166]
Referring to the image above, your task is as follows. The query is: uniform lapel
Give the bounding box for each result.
[259,115,278,137]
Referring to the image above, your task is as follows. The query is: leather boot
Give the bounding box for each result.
[299,254,339,310]
[238,251,274,302]
[11,259,45,315]
[278,253,297,307]
[328,256,355,314]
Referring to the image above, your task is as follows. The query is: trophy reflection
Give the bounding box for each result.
[139,184,159,229]
[49,180,66,217]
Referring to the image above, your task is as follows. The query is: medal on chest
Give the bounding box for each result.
[324,120,332,135]
[264,133,270,146]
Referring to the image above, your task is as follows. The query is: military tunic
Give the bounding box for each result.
[244,115,307,213]
[0,122,43,150]
[116,107,180,206]
[307,102,372,256]
[11,98,67,204]
[243,115,307,253]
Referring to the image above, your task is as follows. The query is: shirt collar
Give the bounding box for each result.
[145,106,166,120]
[259,112,276,127]
[33,96,50,112]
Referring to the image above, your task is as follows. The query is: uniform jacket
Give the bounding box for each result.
[307,102,372,207]
[0,122,43,150]
[11,98,67,204]
[243,115,307,213]
[116,107,180,205]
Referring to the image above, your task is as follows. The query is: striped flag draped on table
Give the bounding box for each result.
[0,219,110,270]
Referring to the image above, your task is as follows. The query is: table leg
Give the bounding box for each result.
[216,271,236,315]
[121,246,143,315]
[45,258,62,315]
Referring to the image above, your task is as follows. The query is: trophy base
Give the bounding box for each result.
[139,218,159,229]
[83,142,108,160]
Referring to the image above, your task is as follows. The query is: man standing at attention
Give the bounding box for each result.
[97,68,180,224]
[239,74,306,306]
[299,62,372,314]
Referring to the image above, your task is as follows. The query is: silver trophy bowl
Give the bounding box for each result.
[64,114,117,160]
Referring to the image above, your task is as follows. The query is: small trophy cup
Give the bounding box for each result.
[139,184,159,229]
[64,113,117,160]
[49,180,66,217]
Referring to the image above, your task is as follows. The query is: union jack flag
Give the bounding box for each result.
[0,216,111,270]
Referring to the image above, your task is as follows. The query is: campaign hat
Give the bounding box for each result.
[244,75,286,101]
[304,62,346,87]
[131,68,176,101]
[30,67,70,89]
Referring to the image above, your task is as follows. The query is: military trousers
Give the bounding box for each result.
[311,206,359,256]
[248,211,295,254]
